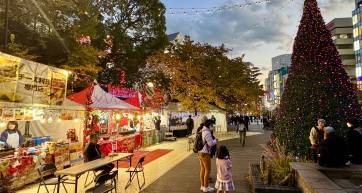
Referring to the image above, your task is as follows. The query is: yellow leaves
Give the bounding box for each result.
[146,40,262,113]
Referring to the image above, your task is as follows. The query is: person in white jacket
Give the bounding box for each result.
[309,119,326,162]
[198,119,217,192]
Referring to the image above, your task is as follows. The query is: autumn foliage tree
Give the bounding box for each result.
[146,39,263,113]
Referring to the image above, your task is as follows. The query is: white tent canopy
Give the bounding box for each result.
[91,84,139,110]
[68,84,139,110]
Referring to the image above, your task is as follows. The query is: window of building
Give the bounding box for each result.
[356,67,362,80]
[354,40,360,51]
[340,55,355,60]
[337,44,353,49]
[354,28,358,38]
[340,34,348,39]
[354,15,358,25]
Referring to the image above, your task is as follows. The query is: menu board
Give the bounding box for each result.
[0,52,67,105]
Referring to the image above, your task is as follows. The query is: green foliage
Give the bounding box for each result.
[274,0,361,156]
[96,0,168,86]
[1,0,167,87]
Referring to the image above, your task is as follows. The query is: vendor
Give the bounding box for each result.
[0,121,24,149]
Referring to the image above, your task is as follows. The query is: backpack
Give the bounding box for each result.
[193,131,205,153]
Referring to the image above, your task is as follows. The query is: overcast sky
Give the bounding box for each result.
[160,0,355,82]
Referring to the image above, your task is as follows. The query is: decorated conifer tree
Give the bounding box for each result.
[274,0,361,156]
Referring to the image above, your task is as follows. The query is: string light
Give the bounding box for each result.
[165,0,296,16]
[166,0,272,15]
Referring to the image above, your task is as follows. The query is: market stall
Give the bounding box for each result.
[161,102,228,137]
[0,52,86,191]
[67,84,143,155]
[107,86,164,147]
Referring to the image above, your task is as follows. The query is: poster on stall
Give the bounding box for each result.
[15,109,24,120]
[0,52,67,106]
[2,109,14,121]
[24,109,33,120]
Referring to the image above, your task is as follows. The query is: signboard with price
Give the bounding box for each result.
[0,52,67,105]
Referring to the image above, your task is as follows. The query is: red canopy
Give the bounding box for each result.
[107,85,142,108]
[67,84,139,110]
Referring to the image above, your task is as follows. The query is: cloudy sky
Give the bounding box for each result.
[160,0,355,82]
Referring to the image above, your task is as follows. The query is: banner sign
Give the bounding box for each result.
[107,85,138,99]
[0,52,67,105]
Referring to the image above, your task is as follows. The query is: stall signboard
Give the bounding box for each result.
[0,52,67,106]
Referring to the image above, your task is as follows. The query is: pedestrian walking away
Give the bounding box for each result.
[244,116,250,131]
[186,115,194,136]
[239,122,246,147]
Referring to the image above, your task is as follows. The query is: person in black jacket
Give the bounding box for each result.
[84,134,114,184]
[318,127,347,167]
[346,119,362,164]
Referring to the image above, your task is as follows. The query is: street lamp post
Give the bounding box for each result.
[3,0,9,52]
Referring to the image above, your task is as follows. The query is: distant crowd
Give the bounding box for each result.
[228,115,273,130]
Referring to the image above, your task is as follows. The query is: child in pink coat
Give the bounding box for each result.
[215,145,235,193]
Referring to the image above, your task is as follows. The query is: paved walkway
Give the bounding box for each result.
[142,124,270,193]
[18,124,268,193]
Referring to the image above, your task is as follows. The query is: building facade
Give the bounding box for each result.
[353,0,362,89]
[327,18,356,83]
[264,54,292,110]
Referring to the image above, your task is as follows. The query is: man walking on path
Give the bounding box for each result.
[244,116,250,131]
[186,115,194,136]
[239,119,246,147]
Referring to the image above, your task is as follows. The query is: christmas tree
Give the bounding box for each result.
[274,0,361,156]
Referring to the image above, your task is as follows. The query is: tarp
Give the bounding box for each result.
[67,84,139,110]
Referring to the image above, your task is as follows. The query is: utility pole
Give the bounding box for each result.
[3,0,9,52]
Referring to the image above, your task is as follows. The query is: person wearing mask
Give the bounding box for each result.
[318,127,347,167]
[84,134,114,184]
[198,119,217,192]
[346,119,362,164]
[0,121,24,149]
[309,119,326,162]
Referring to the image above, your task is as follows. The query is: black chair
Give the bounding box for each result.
[84,171,98,187]
[125,156,145,190]
[85,170,118,193]
[37,163,68,193]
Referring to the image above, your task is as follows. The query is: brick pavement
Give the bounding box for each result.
[142,124,270,193]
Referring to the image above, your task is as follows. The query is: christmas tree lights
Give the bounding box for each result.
[274,0,361,156]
